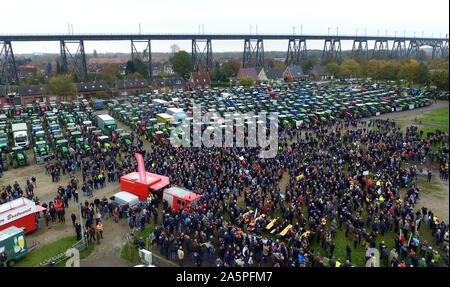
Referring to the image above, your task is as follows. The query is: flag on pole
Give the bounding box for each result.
[135,153,147,183]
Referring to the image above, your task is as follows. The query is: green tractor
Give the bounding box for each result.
[9,147,28,168]
[56,139,69,158]
[75,137,92,155]
[0,132,9,152]
[119,133,132,148]
[33,141,51,164]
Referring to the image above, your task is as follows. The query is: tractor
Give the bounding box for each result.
[75,137,92,155]
[9,147,28,168]
[119,133,132,148]
[0,132,8,152]
[33,141,51,164]
[56,139,69,158]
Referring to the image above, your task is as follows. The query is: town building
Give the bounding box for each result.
[283,65,309,82]
[17,85,59,104]
[237,67,259,82]
[310,65,331,81]
[115,79,149,97]
[189,72,211,90]
[152,76,186,93]
[76,82,109,100]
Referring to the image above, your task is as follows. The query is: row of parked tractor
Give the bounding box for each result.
[105,81,442,148]
[0,99,133,170]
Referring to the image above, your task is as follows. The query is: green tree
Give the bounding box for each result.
[211,63,227,82]
[324,62,341,78]
[93,49,98,58]
[98,64,120,87]
[365,59,383,80]
[430,69,449,90]
[49,74,76,97]
[379,60,399,81]
[125,58,148,78]
[238,76,255,87]
[300,59,315,74]
[47,62,52,75]
[169,50,194,80]
[340,59,361,78]
[221,60,241,77]
[398,59,419,84]
[414,62,430,85]
[124,72,144,80]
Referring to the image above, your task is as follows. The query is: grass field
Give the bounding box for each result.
[14,236,95,267]
[417,108,449,126]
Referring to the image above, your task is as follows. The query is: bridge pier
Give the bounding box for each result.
[323,38,342,62]
[0,40,19,85]
[243,38,264,68]
[131,39,152,78]
[192,38,213,72]
[391,40,407,59]
[60,40,87,81]
[285,38,307,66]
[372,39,389,58]
[351,39,368,59]
[441,41,449,58]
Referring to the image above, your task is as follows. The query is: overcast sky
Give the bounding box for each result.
[2,0,449,54]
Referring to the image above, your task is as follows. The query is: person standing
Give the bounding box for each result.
[346,243,352,262]
[177,247,184,267]
[71,213,76,227]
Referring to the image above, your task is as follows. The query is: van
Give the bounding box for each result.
[109,191,140,210]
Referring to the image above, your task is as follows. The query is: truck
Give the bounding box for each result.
[163,186,201,212]
[11,123,29,149]
[96,114,116,136]
[0,226,39,266]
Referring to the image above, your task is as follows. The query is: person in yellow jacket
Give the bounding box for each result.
[97,222,103,239]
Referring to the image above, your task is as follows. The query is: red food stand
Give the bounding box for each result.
[0,198,46,234]
[120,172,170,201]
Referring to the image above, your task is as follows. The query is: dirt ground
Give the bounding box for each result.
[1,102,448,267]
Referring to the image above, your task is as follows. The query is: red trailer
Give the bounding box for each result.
[120,172,170,201]
[0,198,46,234]
[163,186,202,212]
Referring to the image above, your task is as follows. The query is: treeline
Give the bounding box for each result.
[323,58,449,90]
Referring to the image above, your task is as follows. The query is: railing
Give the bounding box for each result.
[36,239,88,267]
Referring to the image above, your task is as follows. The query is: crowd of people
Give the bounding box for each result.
[0,108,448,268]
[138,117,448,267]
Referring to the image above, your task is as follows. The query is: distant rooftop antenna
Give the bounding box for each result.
[139,23,141,34]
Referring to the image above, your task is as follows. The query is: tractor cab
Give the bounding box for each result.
[56,139,69,158]
[69,131,83,145]
[119,133,132,147]
[9,146,28,168]
[76,137,91,154]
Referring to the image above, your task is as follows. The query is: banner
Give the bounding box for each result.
[135,153,147,183]
[0,198,36,226]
